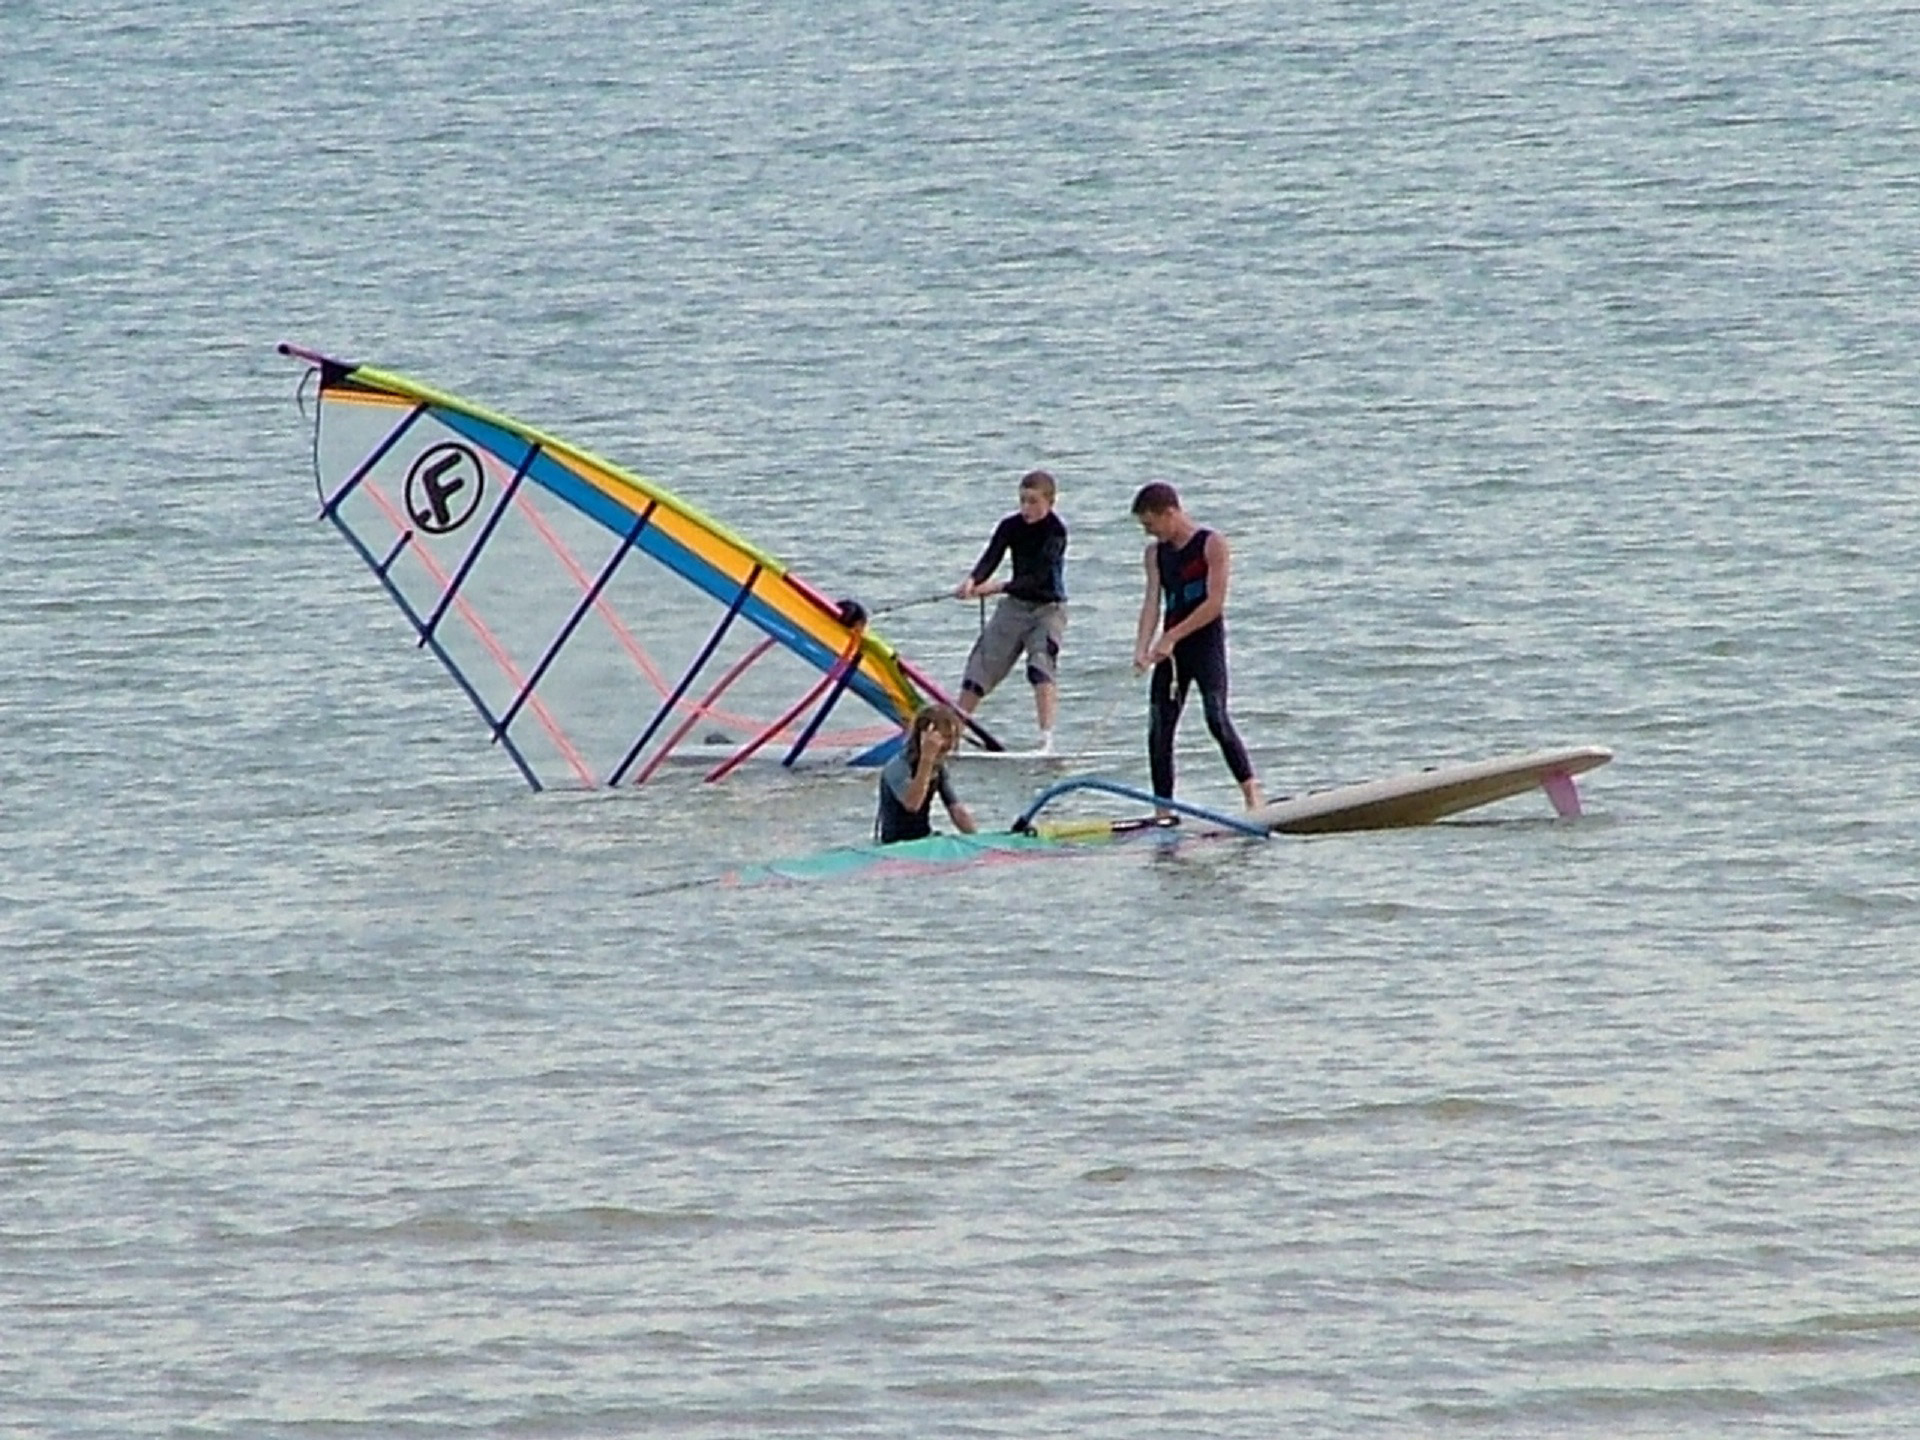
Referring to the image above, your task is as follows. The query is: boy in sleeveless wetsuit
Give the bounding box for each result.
[953,470,1068,754]
[875,704,978,844]
[1130,482,1265,813]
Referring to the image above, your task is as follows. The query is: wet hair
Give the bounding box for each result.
[1131,482,1181,516]
[1019,469,1057,502]
[905,702,963,766]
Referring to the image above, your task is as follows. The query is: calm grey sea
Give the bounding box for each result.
[6,1,1920,1435]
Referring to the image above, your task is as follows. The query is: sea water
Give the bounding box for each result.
[4,1,1919,1434]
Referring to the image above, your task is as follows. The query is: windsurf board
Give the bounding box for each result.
[1248,744,1612,834]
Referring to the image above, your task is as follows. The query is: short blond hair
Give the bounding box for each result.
[1019,469,1056,503]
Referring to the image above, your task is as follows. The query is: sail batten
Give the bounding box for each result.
[322,401,427,518]
[608,562,762,788]
[496,500,657,739]
[422,439,539,642]
[353,462,598,784]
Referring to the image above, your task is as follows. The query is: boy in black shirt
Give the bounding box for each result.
[953,470,1068,753]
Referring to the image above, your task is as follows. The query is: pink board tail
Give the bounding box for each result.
[1541,770,1582,818]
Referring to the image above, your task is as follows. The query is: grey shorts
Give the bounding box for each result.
[961,597,1066,697]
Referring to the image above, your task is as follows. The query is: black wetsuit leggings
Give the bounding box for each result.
[1149,628,1254,801]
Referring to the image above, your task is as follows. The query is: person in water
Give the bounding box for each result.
[1131,482,1265,813]
[954,469,1068,754]
[875,703,978,844]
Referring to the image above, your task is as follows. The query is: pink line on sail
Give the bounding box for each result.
[631,636,779,787]
[361,479,597,786]
[704,630,864,784]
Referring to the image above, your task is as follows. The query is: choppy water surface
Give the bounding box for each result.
[5,2,1919,1435]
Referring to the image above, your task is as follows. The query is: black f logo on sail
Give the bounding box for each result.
[406,443,485,534]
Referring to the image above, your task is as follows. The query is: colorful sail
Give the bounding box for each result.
[282,344,984,790]
[721,831,1071,886]
[713,815,1193,889]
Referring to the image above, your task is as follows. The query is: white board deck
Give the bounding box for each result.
[955,746,1127,765]
[1245,744,1613,835]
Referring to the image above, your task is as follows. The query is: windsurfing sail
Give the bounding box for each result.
[281,344,994,790]
[712,812,1202,889]
[721,831,1071,886]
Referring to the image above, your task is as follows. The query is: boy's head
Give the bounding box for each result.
[1017,469,1056,521]
[1131,482,1182,540]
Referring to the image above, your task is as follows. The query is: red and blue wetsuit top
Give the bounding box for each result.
[1156,528,1218,640]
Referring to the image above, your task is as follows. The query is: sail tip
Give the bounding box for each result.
[278,342,354,382]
